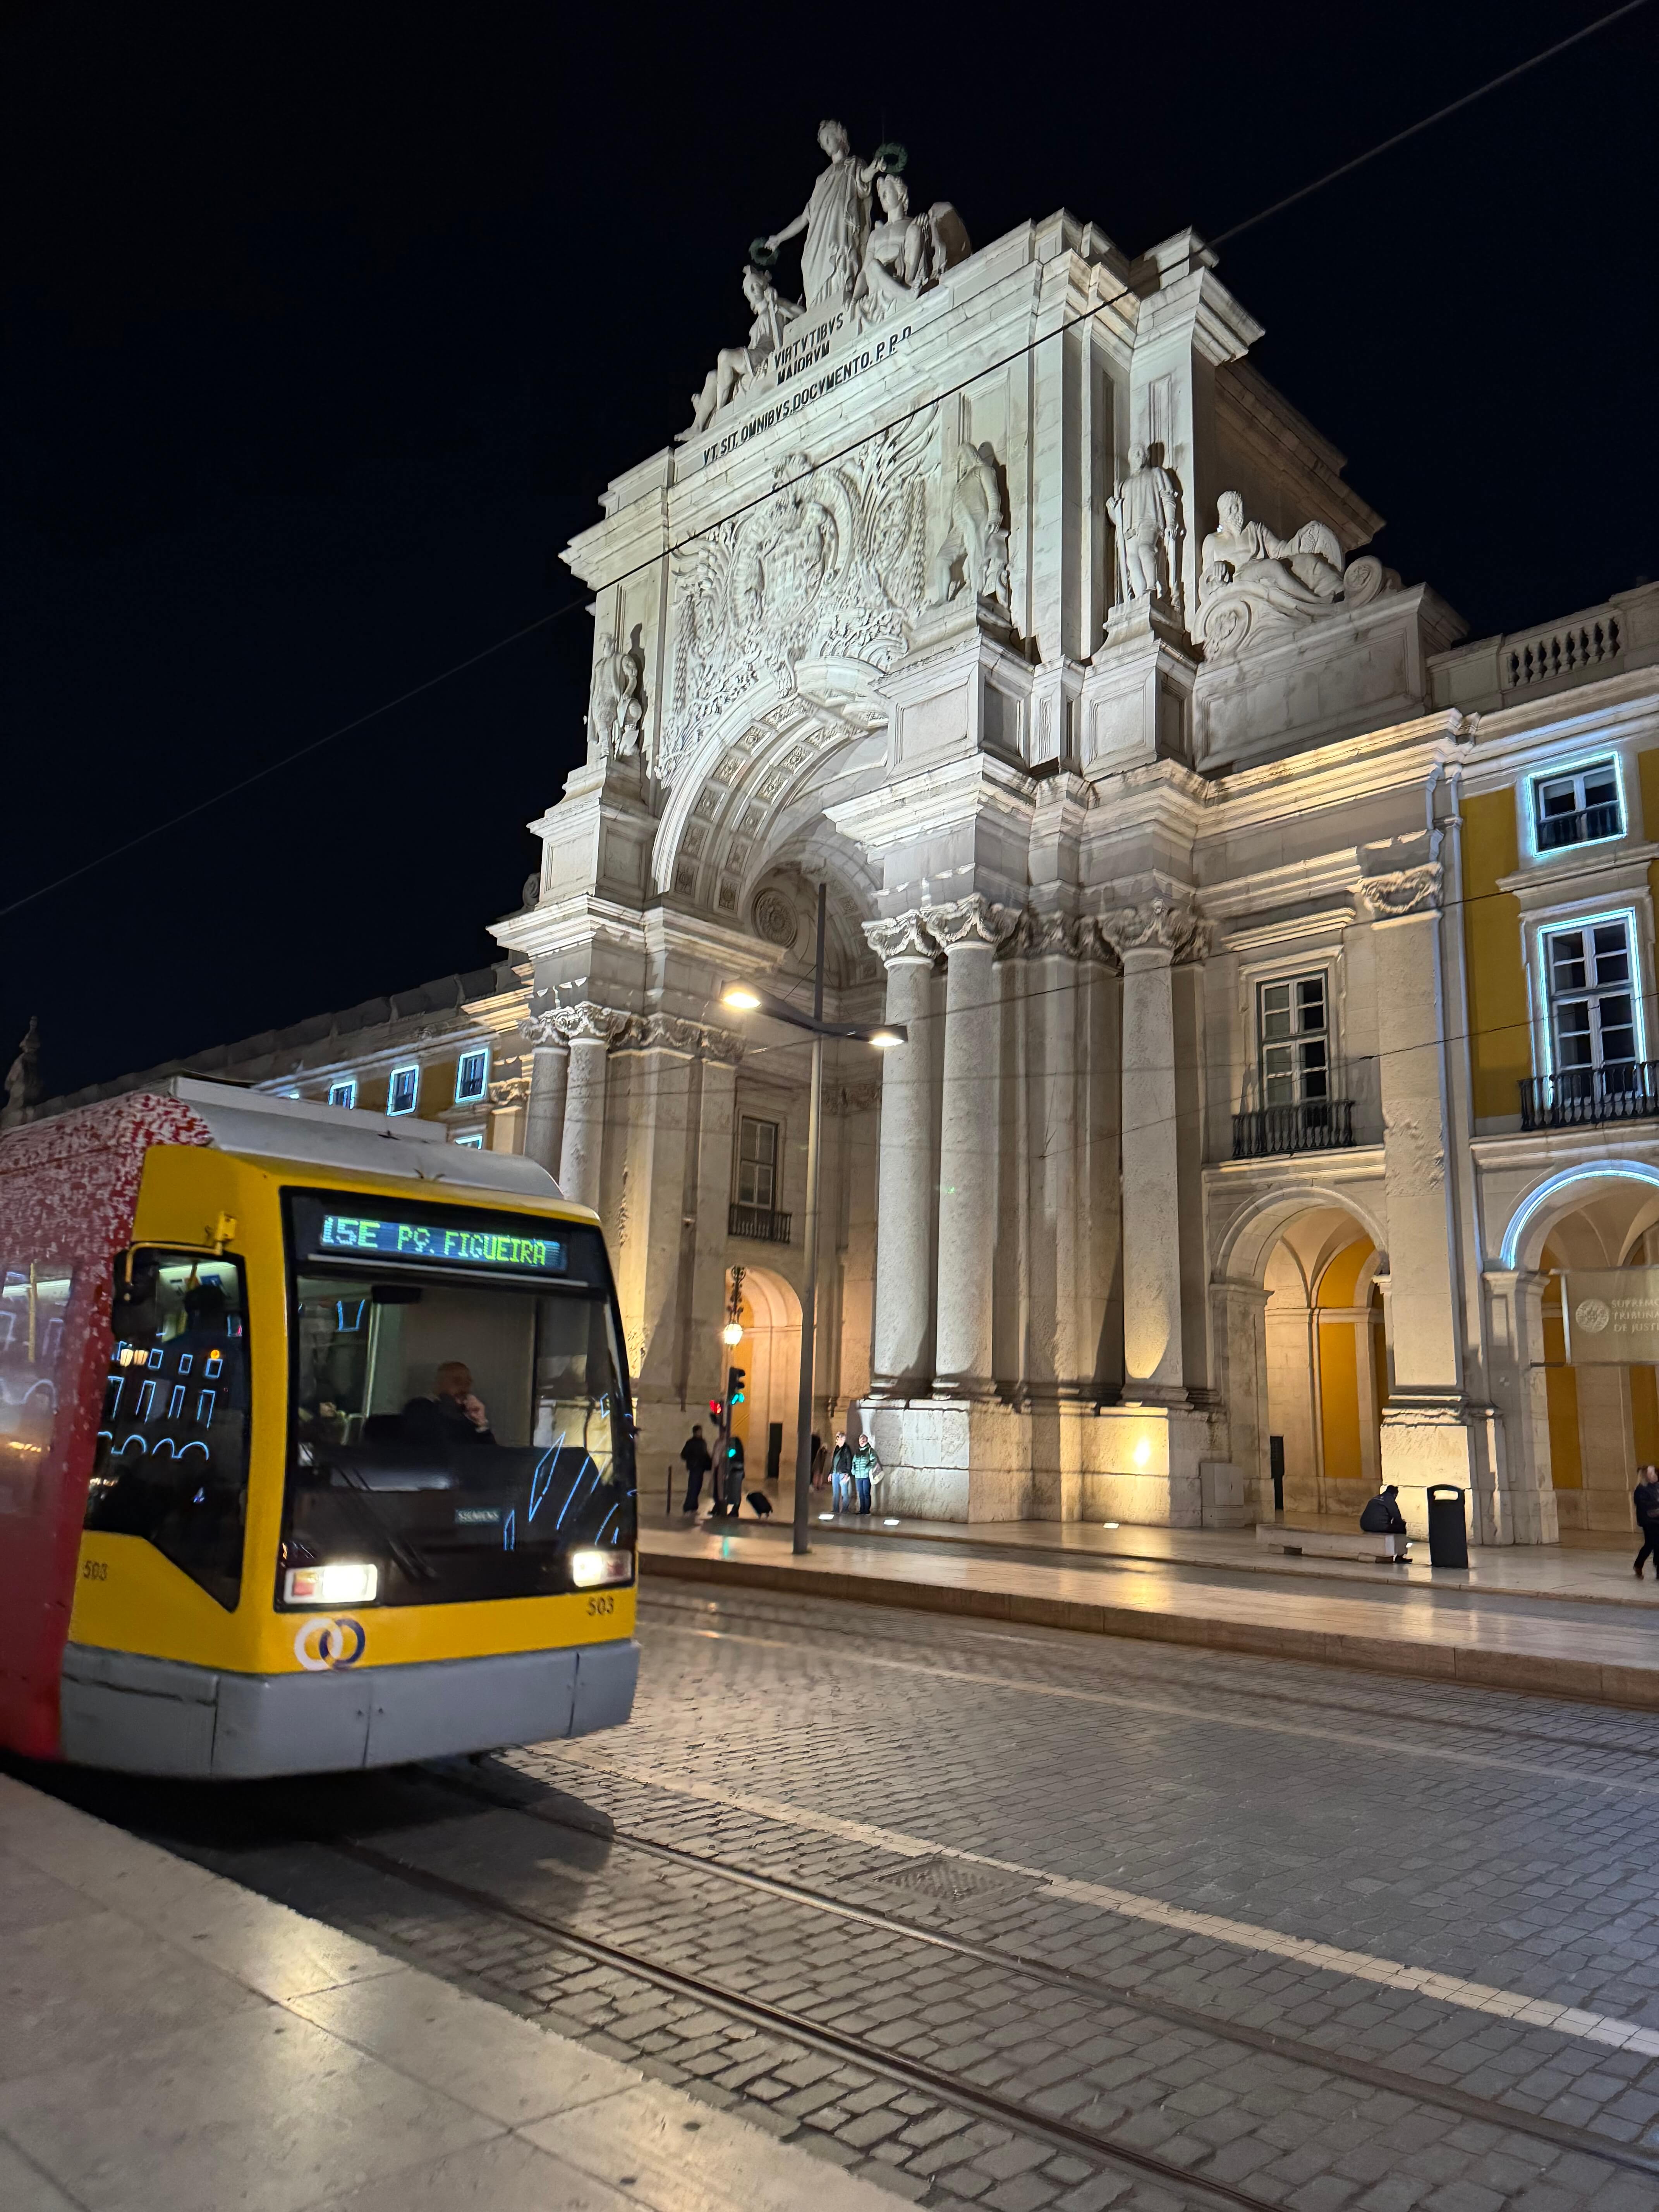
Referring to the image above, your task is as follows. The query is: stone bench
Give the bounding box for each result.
[1255,1523,1411,1564]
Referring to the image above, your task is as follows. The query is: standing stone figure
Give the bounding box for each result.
[587,630,646,759]
[1,1017,41,1131]
[928,441,1010,613]
[763,121,887,311]
[1106,443,1184,619]
[690,265,804,433]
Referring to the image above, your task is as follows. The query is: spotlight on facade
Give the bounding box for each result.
[721,984,762,1012]
[1133,1437,1152,1469]
[721,1321,743,1347]
[868,1029,903,1049]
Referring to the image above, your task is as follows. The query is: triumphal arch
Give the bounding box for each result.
[496,121,1571,1540]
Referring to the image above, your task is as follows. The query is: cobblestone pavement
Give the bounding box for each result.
[41,1583,1659,2212]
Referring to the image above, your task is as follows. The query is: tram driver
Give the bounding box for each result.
[402,1360,496,1449]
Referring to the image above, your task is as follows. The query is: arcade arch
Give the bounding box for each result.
[1258,1206,1389,1522]
[724,1264,801,1480]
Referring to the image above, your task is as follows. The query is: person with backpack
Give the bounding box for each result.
[679,1423,712,1514]
[716,1430,745,1517]
[1358,1483,1407,1536]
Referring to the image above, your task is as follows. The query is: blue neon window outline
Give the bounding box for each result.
[387,1063,420,1116]
[136,1380,156,1420]
[328,1079,358,1109]
[204,1352,222,1379]
[453,1130,485,1149]
[455,1048,490,1105]
[177,1353,192,1374]
[196,1389,216,1427]
[147,1347,163,1369]
[1499,1161,1659,1269]
[1525,754,1627,860]
[168,1384,185,1419]
[1530,905,1647,1080]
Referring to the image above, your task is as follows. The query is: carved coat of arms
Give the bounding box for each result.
[663,409,935,783]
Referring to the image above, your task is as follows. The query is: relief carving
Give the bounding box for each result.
[664,410,935,783]
[1357,864,1442,920]
[1099,893,1211,964]
[863,910,936,965]
[927,441,1010,615]
[1197,489,1394,659]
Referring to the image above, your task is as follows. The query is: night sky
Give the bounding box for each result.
[4,2,1654,1099]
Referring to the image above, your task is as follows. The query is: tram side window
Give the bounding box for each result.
[84,1252,251,1610]
[0,1262,75,1517]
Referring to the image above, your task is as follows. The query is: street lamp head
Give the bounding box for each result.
[721,984,762,1012]
[867,1028,905,1050]
[721,1321,744,1346]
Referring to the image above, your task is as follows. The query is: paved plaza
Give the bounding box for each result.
[12,1580,1659,2211]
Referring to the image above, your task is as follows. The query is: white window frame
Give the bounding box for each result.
[1255,971,1334,1108]
[1524,901,1653,1080]
[734,1113,781,1212]
[454,1047,491,1106]
[386,1063,420,1117]
[1522,751,1629,862]
[327,1078,357,1110]
[452,1129,485,1149]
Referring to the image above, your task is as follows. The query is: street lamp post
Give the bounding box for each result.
[720,899,906,1555]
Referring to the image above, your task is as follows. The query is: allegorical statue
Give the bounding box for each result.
[690,264,804,433]
[1201,490,1346,615]
[1,1017,41,1131]
[587,630,645,759]
[763,120,888,311]
[1106,443,1184,617]
[853,173,971,329]
[928,441,1010,613]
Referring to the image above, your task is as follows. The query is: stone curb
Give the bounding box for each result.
[641,1548,1659,1711]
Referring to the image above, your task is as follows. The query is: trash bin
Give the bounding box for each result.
[1426,1484,1469,1569]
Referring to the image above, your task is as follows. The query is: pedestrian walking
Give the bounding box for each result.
[830,1430,853,1513]
[717,1431,745,1517]
[1635,1464,1659,1578]
[810,1431,828,1489]
[679,1423,712,1514]
[851,1432,881,1516]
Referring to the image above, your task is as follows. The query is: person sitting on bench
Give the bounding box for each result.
[1358,1483,1407,1536]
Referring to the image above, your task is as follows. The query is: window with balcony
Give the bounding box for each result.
[1533,760,1621,853]
[327,1079,357,1109]
[1233,973,1354,1158]
[455,1047,490,1105]
[386,1064,419,1116]
[1520,915,1659,1128]
[730,1115,790,1241]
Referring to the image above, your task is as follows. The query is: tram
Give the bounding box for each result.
[0,1078,638,1777]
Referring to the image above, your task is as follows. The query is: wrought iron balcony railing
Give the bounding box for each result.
[1535,801,1621,851]
[1519,1062,1659,1131]
[1231,1098,1356,1160]
[728,1200,792,1243]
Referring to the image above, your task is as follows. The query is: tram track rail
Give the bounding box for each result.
[318,1757,1659,2201]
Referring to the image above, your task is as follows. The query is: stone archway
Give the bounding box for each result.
[725,1264,801,1481]
[1257,1207,1388,1523]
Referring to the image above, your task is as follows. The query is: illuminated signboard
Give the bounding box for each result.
[316,1214,566,1274]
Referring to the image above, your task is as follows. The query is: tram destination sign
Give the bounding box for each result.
[1562,1267,1659,1365]
[290,1192,569,1278]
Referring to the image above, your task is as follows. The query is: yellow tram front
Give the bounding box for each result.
[66,1133,638,1777]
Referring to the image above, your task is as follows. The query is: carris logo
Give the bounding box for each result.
[292,1616,367,1670]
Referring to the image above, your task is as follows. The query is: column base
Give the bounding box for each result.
[1377,1397,1479,1542]
[860,1400,1236,1528]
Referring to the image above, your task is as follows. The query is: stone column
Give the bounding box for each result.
[555,1002,628,1212]
[1359,838,1478,1523]
[928,896,1015,1395]
[1482,1269,1559,1544]
[519,1017,568,1177]
[864,913,940,1391]
[1101,893,1209,1398]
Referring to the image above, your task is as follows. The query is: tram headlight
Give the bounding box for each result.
[285,1561,380,1606]
[568,1547,631,1589]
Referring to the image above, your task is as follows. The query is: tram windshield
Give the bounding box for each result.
[280,1192,635,1608]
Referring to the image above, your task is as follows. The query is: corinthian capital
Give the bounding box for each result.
[1357,864,1442,920]
[552,1000,633,1046]
[864,910,937,965]
[1099,893,1210,964]
[518,1010,564,1048]
[922,894,1019,953]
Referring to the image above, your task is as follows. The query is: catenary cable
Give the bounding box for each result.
[2,0,1649,926]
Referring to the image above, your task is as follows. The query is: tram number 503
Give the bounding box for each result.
[81,1559,109,1583]
[586,1594,615,1617]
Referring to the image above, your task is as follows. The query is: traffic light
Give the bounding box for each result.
[727,1365,747,1408]
[708,1397,725,1423]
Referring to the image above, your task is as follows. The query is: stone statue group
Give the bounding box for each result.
[690,121,970,436]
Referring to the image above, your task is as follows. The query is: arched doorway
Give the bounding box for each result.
[725,1264,801,1482]
[1257,1206,1388,1522]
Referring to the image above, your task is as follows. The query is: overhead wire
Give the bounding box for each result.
[3,0,1650,929]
